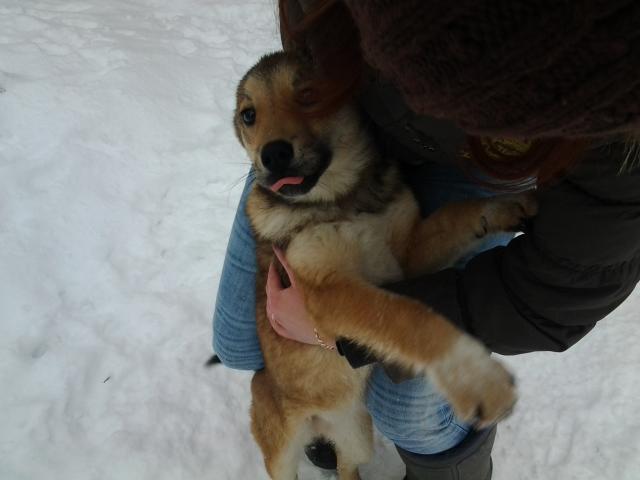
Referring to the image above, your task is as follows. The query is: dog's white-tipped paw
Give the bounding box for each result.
[428,336,517,428]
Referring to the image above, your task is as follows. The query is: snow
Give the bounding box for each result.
[0,1,638,479]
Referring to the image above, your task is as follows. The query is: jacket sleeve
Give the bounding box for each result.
[340,142,640,361]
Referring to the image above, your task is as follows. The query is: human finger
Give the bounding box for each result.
[272,245,297,287]
[266,259,284,294]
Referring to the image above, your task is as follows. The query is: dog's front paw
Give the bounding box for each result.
[477,191,538,236]
[428,335,517,428]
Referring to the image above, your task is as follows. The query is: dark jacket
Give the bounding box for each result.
[337,77,640,367]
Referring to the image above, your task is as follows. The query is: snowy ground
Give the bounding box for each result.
[1,1,638,479]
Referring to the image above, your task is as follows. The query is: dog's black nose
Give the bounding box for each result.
[261,140,293,174]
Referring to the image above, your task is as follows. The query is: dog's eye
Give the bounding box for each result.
[240,108,256,126]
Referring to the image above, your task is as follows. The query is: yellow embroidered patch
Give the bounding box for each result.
[460,137,533,159]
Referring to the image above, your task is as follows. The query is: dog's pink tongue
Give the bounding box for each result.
[270,176,304,192]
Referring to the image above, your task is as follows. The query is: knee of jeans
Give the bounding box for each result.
[212,329,265,371]
[372,409,468,454]
[366,389,469,454]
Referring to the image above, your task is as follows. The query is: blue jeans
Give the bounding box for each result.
[212,163,510,454]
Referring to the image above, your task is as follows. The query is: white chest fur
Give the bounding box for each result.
[285,188,418,285]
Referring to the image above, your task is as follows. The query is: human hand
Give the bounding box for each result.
[265,246,337,350]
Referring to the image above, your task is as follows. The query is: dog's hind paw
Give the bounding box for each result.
[428,335,517,429]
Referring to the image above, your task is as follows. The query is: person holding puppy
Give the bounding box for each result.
[213,1,640,479]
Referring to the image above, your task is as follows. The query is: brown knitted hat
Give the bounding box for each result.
[344,0,640,138]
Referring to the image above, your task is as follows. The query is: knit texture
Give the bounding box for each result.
[344,0,640,138]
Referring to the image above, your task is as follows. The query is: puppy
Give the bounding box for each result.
[233,51,535,480]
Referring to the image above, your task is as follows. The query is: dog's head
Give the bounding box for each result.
[234,52,369,203]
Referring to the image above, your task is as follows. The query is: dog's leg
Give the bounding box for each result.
[314,399,373,480]
[250,371,311,479]
[295,275,515,428]
[403,192,538,277]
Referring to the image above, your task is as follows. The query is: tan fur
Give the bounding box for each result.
[234,52,537,479]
